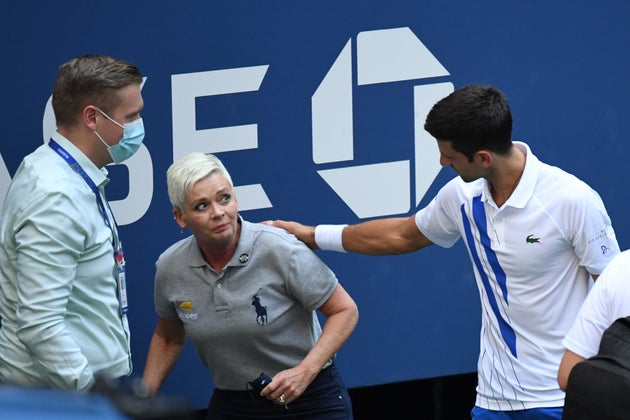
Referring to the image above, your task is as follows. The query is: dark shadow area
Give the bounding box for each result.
[0,372,476,419]
[349,372,477,420]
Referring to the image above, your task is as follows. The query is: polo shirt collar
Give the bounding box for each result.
[482,141,540,209]
[186,237,207,268]
[186,215,252,268]
[229,216,253,267]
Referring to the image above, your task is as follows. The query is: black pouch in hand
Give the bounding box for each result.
[248,373,272,393]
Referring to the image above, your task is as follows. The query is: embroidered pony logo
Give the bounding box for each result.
[252,289,268,326]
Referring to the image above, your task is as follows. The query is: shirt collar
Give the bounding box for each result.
[482,141,540,209]
[51,131,109,188]
[186,215,252,268]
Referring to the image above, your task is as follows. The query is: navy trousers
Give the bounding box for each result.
[207,363,353,420]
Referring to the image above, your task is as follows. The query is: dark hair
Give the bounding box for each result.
[424,84,513,161]
[52,54,142,128]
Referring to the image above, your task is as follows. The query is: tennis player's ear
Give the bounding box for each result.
[475,150,494,167]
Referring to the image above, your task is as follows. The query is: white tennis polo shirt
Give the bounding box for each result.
[415,142,619,411]
[563,249,630,360]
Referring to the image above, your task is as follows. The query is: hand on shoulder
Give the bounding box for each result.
[259,220,317,249]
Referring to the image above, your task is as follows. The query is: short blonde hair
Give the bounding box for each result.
[166,152,234,210]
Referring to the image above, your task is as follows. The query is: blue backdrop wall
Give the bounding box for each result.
[2,0,630,410]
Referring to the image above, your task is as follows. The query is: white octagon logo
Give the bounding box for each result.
[312,27,453,218]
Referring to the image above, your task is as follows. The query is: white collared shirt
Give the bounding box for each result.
[563,249,630,359]
[415,142,619,410]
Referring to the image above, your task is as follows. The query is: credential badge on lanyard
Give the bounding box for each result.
[49,139,129,315]
[115,242,128,315]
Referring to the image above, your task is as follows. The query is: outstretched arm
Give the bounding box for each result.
[269,214,433,255]
[142,317,187,395]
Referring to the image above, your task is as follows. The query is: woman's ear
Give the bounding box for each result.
[173,208,186,229]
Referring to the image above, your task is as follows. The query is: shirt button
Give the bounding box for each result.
[217,283,222,288]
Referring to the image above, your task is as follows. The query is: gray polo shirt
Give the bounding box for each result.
[154,219,338,390]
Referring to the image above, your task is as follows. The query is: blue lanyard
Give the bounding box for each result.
[49,139,128,314]
[48,139,119,253]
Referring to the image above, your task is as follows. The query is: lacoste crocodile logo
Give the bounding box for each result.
[526,234,541,244]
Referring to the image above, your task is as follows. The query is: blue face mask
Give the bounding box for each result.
[94,108,145,163]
